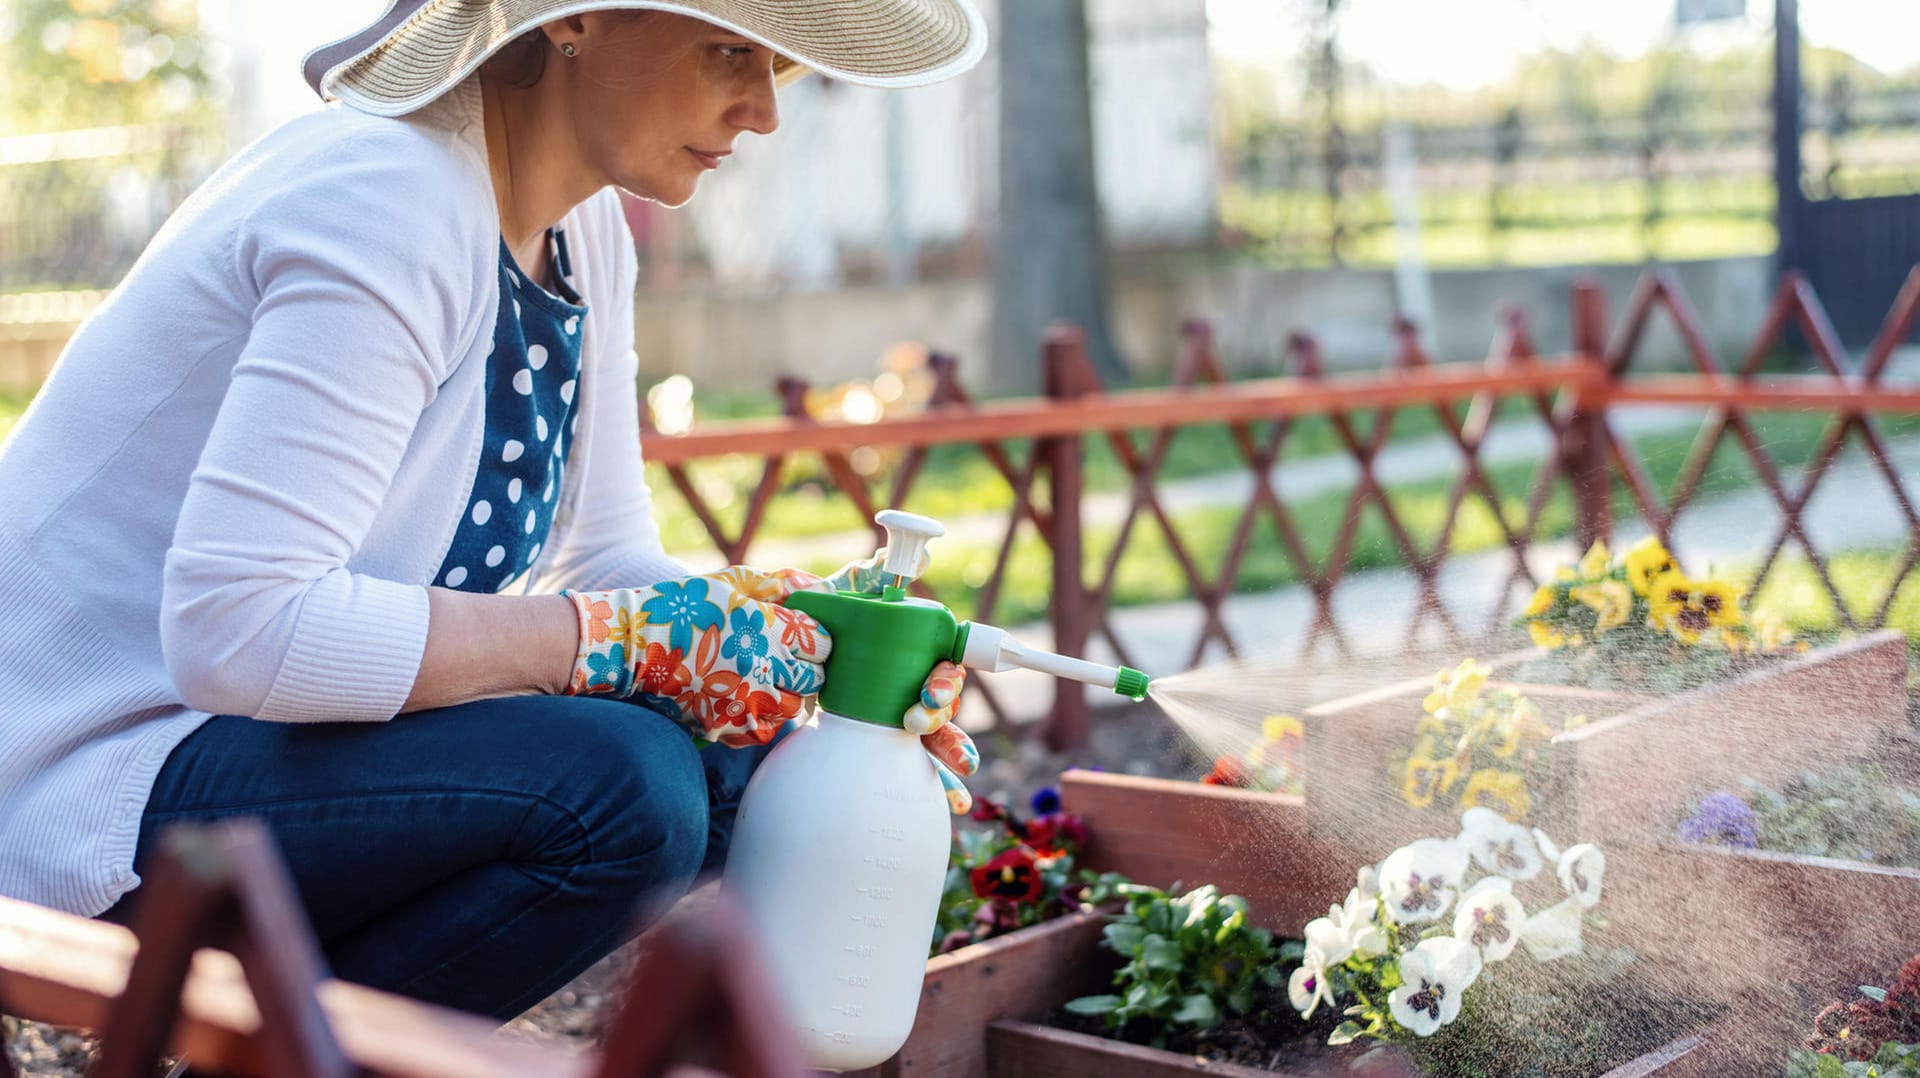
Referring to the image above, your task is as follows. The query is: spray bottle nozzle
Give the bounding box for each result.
[875,510,944,594]
[955,622,1151,700]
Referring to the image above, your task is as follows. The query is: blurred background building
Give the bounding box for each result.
[1,0,1917,394]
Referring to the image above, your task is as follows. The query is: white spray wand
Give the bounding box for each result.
[871,510,1152,701]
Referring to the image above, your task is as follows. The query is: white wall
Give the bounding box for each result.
[681,0,1216,289]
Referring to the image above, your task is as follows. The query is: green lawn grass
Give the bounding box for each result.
[1220,175,1779,268]
[1738,550,1920,644]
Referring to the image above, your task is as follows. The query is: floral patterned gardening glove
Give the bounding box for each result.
[563,566,834,748]
[912,660,980,816]
[824,546,929,594]
[564,563,982,810]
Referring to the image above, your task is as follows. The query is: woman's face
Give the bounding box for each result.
[555,12,780,207]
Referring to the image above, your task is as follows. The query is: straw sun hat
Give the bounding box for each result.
[303,0,989,117]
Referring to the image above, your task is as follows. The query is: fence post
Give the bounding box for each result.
[1567,281,1614,551]
[1042,325,1092,751]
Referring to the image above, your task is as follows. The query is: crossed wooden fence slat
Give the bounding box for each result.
[637,266,1920,748]
[2,821,805,1078]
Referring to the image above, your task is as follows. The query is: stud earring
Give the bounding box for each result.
[560,42,577,57]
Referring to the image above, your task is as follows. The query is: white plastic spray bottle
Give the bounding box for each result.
[724,511,1150,1071]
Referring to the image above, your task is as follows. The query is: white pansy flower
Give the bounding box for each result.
[1304,912,1356,968]
[1520,896,1585,961]
[1338,887,1389,958]
[1379,838,1469,923]
[1452,886,1526,962]
[1356,862,1380,899]
[1288,946,1333,1018]
[1460,808,1544,881]
[1461,875,1513,902]
[1557,843,1606,908]
[1532,827,1562,863]
[1388,937,1482,1037]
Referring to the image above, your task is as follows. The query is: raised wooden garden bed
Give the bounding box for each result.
[1610,841,1920,1058]
[1301,631,1909,862]
[1058,771,1351,932]
[985,1018,1723,1078]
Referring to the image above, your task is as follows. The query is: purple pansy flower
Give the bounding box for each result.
[1677,791,1758,848]
[1030,786,1062,815]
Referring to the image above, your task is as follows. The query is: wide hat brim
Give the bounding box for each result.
[303,0,988,117]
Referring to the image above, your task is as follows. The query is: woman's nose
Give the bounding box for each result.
[733,69,780,136]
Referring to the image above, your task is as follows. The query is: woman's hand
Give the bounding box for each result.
[909,661,980,815]
[563,566,833,747]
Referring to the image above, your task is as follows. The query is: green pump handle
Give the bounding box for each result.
[785,590,960,729]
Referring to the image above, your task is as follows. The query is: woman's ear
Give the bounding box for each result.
[539,14,589,55]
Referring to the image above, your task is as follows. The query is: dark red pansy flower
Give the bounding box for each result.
[969,848,1042,904]
[1201,755,1250,787]
[970,797,1007,824]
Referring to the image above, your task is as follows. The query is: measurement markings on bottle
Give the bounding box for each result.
[867,825,906,842]
[843,944,877,959]
[847,912,889,929]
[862,855,901,872]
[853,885,895,901]
[830,1003,865,1018]
[837,973,871,989]
[826,1031,854,1045]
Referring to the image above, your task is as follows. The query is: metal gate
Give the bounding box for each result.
[1775,0,1920,345]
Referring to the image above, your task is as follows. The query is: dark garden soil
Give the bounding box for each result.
[1046,976,1719,1078]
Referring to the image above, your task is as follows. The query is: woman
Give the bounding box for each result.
[0,0,987,1022]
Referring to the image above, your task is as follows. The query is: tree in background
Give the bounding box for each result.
[0,0,221,292]
[0,0,215,133]
[993,0,1126,388]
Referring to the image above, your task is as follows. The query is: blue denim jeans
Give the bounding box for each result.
[101,695,776,1021]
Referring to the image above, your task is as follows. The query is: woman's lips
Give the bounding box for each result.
[687,148,728,169]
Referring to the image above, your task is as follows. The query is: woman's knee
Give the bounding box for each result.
[515,697,709,882]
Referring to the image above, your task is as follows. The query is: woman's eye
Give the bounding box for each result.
[719,44,754,60]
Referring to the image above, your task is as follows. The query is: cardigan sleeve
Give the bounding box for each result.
[159,128,493,723]
[534,191,690,594]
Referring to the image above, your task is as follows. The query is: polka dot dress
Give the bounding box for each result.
[434,232,586,593]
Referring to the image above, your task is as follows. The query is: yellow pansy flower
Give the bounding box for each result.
[1423,658,1491,716]
[1492,719,1524,759]
[1402,753,1453,810]
[1529,621,1568,649]
[1524,585,1568,648]
[1624,536,1678,597]
[1263,715,1304,749]
[1460,769,1533,822]
[1647,570,1743,645]
[1571,578,1633,634]
[1577,540,1612,580]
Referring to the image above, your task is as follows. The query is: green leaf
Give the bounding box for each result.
[1142,935,1183,972]
[1104,923,1147,955]
[1859,985,1889,1002]
[1328,1021,1364,1046]
[1172,994,1218,1025]
[1064,995,1122,1015]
